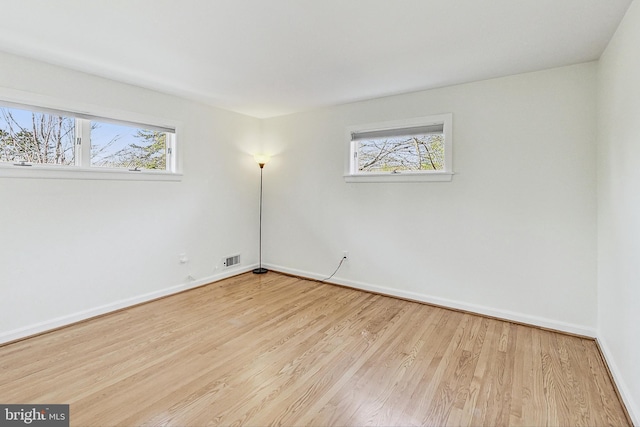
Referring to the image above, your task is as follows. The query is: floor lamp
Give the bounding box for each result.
[253,154,269,274]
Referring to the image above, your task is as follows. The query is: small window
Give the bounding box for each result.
[346,114,453,182]
[0,100,178,180]
[0,105,76,166]
[90,121,172,171]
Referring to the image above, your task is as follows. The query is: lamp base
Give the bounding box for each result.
[253,268,268,274]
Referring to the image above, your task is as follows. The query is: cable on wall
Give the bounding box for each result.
[320,256,347,282]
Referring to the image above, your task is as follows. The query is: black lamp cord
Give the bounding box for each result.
[320,256,347,282]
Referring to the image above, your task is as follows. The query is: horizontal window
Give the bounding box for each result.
[0,100,178,180]
[90,120,172,171]
[345,114,453,182]
[0,106,76,166]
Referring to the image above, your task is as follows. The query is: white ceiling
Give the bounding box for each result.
[0,0,632,118]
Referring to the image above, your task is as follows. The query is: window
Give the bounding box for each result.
[89,120,173,171]
[0,106,76,166]
[345,114,453,182]
[0,100,178,180]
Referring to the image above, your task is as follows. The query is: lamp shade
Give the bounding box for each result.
[254,154,270,167]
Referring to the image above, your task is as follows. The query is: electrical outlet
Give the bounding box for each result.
[343,251,349,260]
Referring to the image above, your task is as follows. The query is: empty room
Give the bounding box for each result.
[0,1,639,426]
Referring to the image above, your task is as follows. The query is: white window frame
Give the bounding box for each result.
[345,113,453,183]
[0,88,182,181]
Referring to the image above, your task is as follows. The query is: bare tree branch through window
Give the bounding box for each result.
[357,134,444,173]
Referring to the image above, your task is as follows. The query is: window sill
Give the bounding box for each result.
[344,172,454,183]
[0,164,182,181]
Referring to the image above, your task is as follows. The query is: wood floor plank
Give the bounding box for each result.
[0,272,630,426]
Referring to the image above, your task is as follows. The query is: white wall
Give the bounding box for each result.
[262,63,598,335]
[597,1,640,423]
[0,52,262,342]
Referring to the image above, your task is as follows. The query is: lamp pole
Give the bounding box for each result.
[253,158,268,274]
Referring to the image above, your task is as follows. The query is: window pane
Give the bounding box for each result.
[0,106,75,165]
[357,133,445,172]
[90,121,168,170]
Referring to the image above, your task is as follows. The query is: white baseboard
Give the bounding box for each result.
[265,263,597,338]
[0,262,596,342]
[596,335,639,426]
[0,265,257,345]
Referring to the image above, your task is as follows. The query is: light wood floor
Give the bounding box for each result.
[0,272,630,426]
